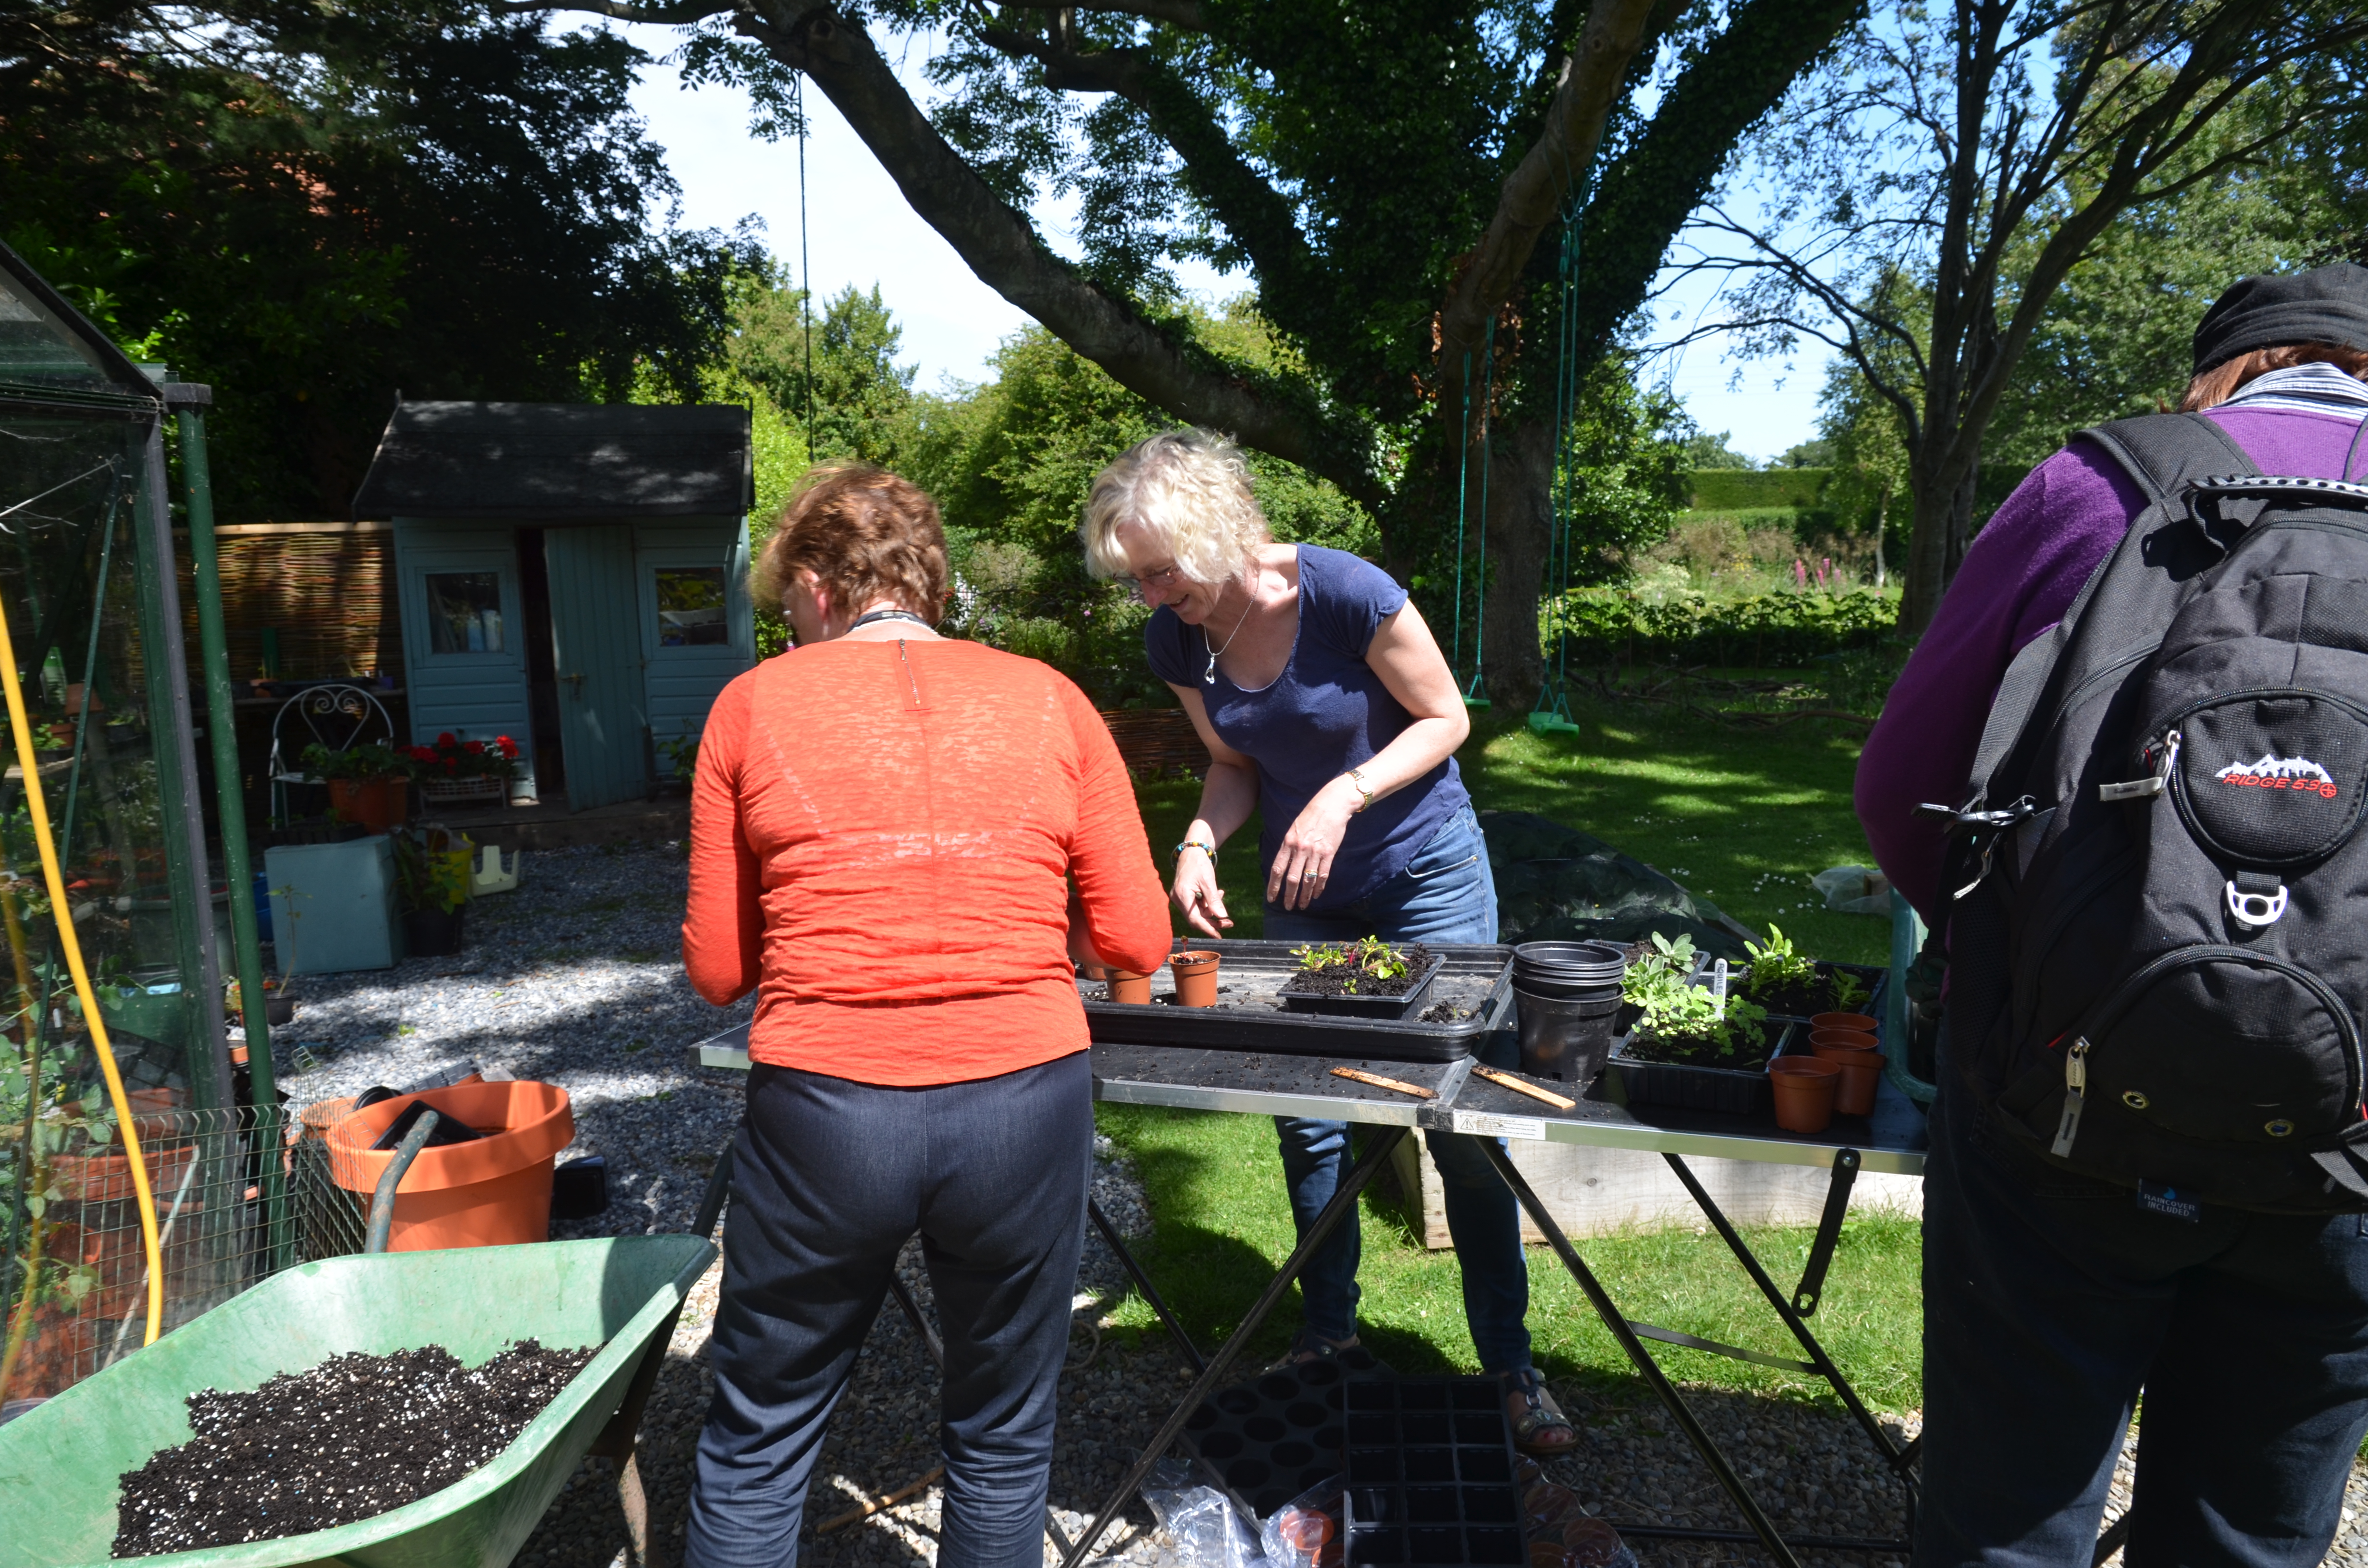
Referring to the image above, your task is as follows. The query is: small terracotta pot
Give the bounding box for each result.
[1105,970,1152,1005]
[1811,1042,1886,1116]
[300,1096,359,1142]
[1811,1012,1879,1036]
[1170,951,1221,1008]
[1768,1057,1841,1135]
[1809,1027,1879,1053]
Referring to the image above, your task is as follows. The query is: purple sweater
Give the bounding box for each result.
[1858,393,2368,925]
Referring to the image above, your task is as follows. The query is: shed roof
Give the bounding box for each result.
[351,401,753,520]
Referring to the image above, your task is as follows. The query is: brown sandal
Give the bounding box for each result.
[1501,1368,1577,1456]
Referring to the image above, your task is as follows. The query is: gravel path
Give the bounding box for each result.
[275,843,2368,1568]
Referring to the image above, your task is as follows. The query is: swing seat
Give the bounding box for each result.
[1527,711,1579,737]
[1462,695,1493,711]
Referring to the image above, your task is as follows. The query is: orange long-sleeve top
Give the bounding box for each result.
[683,636,1173,1086]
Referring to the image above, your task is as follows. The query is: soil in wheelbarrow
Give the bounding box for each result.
[113,1340,598,1556]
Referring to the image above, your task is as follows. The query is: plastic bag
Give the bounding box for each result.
[1138,1458,1268,1568]
[1812,865,1895,917]
[1259,1475,1344,1568]
[1521,1469,1637,1568]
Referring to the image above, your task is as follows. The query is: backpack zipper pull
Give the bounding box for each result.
[2051,1037,2090,1157]
[2100,729,2180,802]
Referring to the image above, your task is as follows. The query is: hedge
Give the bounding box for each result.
[1551,587,1898,668]
[1686,468,1830,510]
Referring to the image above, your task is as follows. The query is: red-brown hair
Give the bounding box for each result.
[2180,343,2368,412]
[753,464,950,621]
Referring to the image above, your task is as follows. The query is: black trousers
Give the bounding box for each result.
[1919,1053,2368,1566]
[685,1053,1092,1568]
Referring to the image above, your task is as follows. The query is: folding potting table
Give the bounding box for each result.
[692,1013,1927,1568]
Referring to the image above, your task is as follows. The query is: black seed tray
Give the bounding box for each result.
[1280,954,1447,1021]
[1606,1019,1799,1115]
[1761,961,1890,1041]
[1341,1376,1525,1567]
[1182,1357,1357,1517]
[1080,940,1515,1064]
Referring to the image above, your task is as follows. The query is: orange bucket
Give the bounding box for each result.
[325,1080,574,1252]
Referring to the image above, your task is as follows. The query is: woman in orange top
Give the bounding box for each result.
[681,465,1171,1568]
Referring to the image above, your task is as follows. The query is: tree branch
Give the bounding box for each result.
[494,0,725,20]
[995,0,1208,28]
[709,0,1377,500]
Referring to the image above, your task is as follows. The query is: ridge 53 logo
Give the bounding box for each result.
[2215,754,2339,799]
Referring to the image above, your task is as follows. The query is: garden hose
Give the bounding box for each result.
[0,592,164,1346]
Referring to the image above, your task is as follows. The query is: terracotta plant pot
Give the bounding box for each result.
[1170,951,1221,1008]
[1811,1012,1879,1036]
[1768,1057,1841,1135]
[1104,969,1152,1005]
[1809,1027,1879,1053]
[1811,1042,1886,1116]
[299,1096,359,1142]
[325,1079,574,1251]
[49,1141,197,1205]
[327,776,409,833]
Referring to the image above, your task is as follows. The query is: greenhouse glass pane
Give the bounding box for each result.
[0,277,123,396]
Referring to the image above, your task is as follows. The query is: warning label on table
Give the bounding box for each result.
[1450,1110,1546,1141]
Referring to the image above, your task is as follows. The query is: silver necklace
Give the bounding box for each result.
[1203,578,1257,685]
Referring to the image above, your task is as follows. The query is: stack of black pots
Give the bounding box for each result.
[1510,942,1628,1085]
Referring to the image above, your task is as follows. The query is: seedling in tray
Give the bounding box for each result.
[1740,924,1872,1018]
[1281,938,1444,1020]
[1617,932,1773,1070]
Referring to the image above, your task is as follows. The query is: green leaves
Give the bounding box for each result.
[1743,923,1815,994]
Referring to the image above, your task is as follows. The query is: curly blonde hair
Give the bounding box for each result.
[1080,429,1271,587]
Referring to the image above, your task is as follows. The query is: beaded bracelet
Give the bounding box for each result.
[1174,838,1215,860]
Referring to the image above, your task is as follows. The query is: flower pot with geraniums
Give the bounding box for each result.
[302,742,414,832]
[1606,932,1789,1114]
[403,732,521,806]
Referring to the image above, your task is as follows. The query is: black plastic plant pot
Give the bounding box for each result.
[1182,1359,1357,1516]
[401,907,465,958]
[1511,941,1626,990]
[1513,985,1620,1084]
[1341,1376,1525,1567]
[1606,1019,1797,1115]
[1280,953,1446,1020]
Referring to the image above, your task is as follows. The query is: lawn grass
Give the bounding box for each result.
[1099,681,1921,1415]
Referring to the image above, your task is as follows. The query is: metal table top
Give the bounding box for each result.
[691,1024,1926,1176]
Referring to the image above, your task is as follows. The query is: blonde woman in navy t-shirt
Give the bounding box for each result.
[1081,429,1576,1456]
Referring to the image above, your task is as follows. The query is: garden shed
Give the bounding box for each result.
[349,401,756,810]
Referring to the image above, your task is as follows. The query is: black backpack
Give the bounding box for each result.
[1934,412,2368,1213]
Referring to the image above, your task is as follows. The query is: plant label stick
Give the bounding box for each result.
[1713,958,1729,1019]
[1329,1066,1436,1099]
[1472,1066,1577,1111]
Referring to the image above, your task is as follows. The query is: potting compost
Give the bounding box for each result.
[112,1339,597,1556]
[1280,944,1439,999]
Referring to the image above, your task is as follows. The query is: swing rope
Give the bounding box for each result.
[1447,319,1495,709]
[1529,175,1593,737]
[797,76,815,466]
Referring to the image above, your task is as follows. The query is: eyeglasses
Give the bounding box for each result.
[1113,562,1184,600]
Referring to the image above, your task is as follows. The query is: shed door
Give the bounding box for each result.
[394,522,534,795]
[636,519,754,782]
[545,525,648,810]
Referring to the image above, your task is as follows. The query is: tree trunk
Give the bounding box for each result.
[1479,418,1557,709]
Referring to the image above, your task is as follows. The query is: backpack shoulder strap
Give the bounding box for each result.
[2077,412,2256,518]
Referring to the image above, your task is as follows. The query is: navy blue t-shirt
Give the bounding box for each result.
[1146,545,1468,907]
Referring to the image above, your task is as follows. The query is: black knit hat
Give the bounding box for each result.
[2193,263,2368,374]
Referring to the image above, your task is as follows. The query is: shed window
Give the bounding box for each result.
[655,567,728,647]
[426,572,504,653]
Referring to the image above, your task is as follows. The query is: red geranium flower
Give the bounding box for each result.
[437,732,458,747]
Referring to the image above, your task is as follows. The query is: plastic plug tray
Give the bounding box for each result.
[1341,1376,1525,1566]
[1182,1358,1357,1516]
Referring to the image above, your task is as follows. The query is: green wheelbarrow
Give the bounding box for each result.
[0,1233,716,1568]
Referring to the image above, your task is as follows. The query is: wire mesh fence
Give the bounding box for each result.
[0,1102,369,1405]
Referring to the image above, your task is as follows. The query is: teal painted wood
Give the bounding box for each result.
[546,524,648,809]
[634,518,752,749]
[393,521,535,796]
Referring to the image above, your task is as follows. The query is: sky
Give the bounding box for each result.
[620,25,1826,464]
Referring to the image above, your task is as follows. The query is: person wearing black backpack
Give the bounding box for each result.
[1857,264,2368,1565]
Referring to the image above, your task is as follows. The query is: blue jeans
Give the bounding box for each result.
[1920,1051,2368,1566]
[1263,806,1532,1372]
[687,1055,1091,1568]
